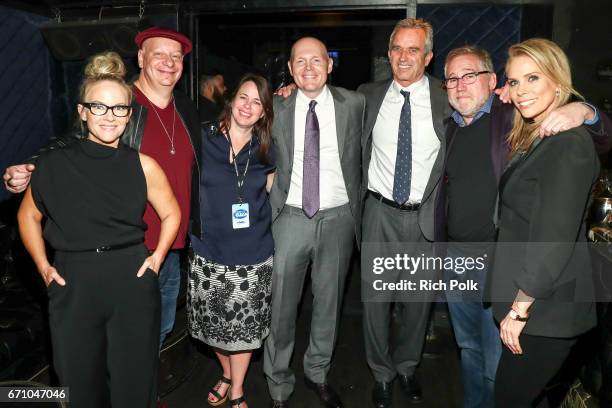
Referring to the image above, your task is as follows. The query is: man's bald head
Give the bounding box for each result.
[288,36,333,99]
[290,37,328,61]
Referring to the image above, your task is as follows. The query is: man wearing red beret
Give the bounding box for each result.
[4,26,201,355]
[131,26,199,352]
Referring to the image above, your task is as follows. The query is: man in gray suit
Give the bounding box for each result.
[264,37,365,408]
[358,18,452,408]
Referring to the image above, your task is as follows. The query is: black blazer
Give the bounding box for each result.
[490,126,600,338]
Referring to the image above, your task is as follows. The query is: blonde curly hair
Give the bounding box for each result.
[78,51,132,104]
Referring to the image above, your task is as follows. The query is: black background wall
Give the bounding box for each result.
[197,4,548,94]
[0,6,57,202]
[0,8,176,201]
[566,1,612,115]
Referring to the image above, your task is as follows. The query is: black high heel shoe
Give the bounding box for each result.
[229,395,247,408]
[207,376,231,406]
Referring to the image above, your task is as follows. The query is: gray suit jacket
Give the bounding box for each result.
[269,85,366,242]
[357,75,452,242]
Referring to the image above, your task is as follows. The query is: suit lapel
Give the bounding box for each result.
[278,93,297,170]
[420,76,449,203]
[445,117,458,160]
[489,100,513,183]
[364,80,392,139]
[428,75,447,141]
[362,80,392,177]
[329,86,348,160]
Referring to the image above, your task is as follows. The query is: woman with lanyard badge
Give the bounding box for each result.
[188,73,275,408]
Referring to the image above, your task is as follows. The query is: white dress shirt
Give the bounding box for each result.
[286,86,349,210]
[367,75,440,203]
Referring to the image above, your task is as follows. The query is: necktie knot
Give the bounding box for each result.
[400,90,410,100]
[309,100,317,111]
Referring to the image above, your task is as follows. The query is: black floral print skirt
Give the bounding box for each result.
[188,253,273,351]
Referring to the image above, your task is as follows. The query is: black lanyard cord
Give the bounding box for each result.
[228,134,252,202]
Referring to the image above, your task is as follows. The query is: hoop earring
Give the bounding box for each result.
[555,89,560,97]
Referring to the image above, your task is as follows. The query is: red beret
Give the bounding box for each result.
[135,26,193,55]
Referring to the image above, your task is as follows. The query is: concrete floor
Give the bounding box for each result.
[162,261,463,408]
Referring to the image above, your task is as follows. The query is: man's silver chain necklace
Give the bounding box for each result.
[150,99,177,155]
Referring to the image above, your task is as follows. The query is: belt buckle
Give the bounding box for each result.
[96,246,110,253]
[401,202,419,211]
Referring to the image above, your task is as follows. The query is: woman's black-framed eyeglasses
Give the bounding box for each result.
[80,102,132,117]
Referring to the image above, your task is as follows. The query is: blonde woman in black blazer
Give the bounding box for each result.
[489,38,600,407]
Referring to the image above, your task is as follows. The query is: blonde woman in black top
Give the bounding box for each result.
[490,38,599,407]
[18,51,180,408]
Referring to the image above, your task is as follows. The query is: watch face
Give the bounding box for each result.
[509,309,528,321]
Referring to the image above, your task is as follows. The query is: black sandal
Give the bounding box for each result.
[229,396,247,408]
[208,376,231,406]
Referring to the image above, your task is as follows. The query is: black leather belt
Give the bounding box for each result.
[368,190,421,211]
[63,240,144,253]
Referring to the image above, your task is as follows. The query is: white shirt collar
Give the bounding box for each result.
[391,75,428,98]
[296,85,331,108]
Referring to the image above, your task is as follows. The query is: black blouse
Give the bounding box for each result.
[31,139,147,251]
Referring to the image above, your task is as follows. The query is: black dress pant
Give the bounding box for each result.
[49,245,160,408]
[495,333,576,408]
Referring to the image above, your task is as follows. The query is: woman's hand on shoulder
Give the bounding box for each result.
[275,83,297,98]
